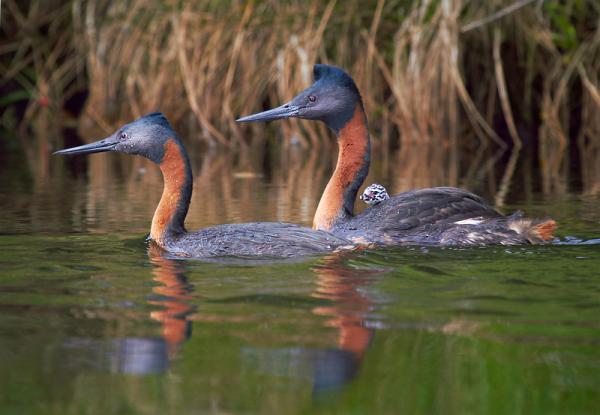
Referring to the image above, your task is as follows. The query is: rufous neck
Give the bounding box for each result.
[151,138,192,245]
[313,104,370,231]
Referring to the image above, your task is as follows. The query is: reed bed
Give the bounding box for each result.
[2,0,600,195]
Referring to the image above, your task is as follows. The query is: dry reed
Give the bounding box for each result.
[2,0,600,196]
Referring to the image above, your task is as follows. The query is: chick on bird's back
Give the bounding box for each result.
[237,64,557,246]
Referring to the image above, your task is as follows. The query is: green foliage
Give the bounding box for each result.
[544,0,580,52]
[0,90,31,107]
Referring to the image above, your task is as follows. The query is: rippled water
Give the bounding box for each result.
[1,129,600,414]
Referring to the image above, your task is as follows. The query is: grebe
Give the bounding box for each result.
[54,113,352,258]
[360,184,389,206]
[238,64,556,246]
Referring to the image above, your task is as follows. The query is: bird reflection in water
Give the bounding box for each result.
[62,243,195,374]
[63,245,379,395]
[146,242,196,359]
[242,253,380,398]
[311,258,375,360]
[146,247,378,395]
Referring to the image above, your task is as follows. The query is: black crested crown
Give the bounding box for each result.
[141,112,172,129]
[312,64,359,95]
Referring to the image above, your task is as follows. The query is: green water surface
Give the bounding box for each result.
[1,133,600,414]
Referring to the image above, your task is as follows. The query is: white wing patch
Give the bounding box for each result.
[454,218,484,225]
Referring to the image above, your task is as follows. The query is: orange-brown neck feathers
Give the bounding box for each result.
[151,139,189,245]
[313,105,370,231]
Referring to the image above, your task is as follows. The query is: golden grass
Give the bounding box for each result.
[2,0,600,196]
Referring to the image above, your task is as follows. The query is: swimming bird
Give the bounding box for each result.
[360,184,389,206]
[237,64,556,246]
[54,113,352,258]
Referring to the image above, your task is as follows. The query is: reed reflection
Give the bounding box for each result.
[9,126,598,237]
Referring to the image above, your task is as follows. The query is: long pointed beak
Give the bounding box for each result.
[236,102,300,123]
[53,136,118,156]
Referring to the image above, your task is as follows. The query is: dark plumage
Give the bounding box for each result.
[334,187,545,245]
[54,113,352,259]
[163,222,351,258]
[238,64,557,246]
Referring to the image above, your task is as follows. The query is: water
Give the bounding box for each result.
[1,128,600,414]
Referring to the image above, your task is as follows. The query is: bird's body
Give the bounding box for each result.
[160,222,351,258]
[238,64,556,246]
[333,187,552,245]
[54,113,352,259]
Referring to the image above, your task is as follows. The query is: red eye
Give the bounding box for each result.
[308,95,316,103]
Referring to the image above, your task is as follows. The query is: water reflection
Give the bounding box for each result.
[243,253,379,397]
[62,243,196,374]
[61,245,380,390]
[2,119,600,412]
[147,243,196,359]
[310,256,375,360]
[63,337,171,374]
[2,235,597,412]
[2,119,600,237]
[136,248,383,397]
